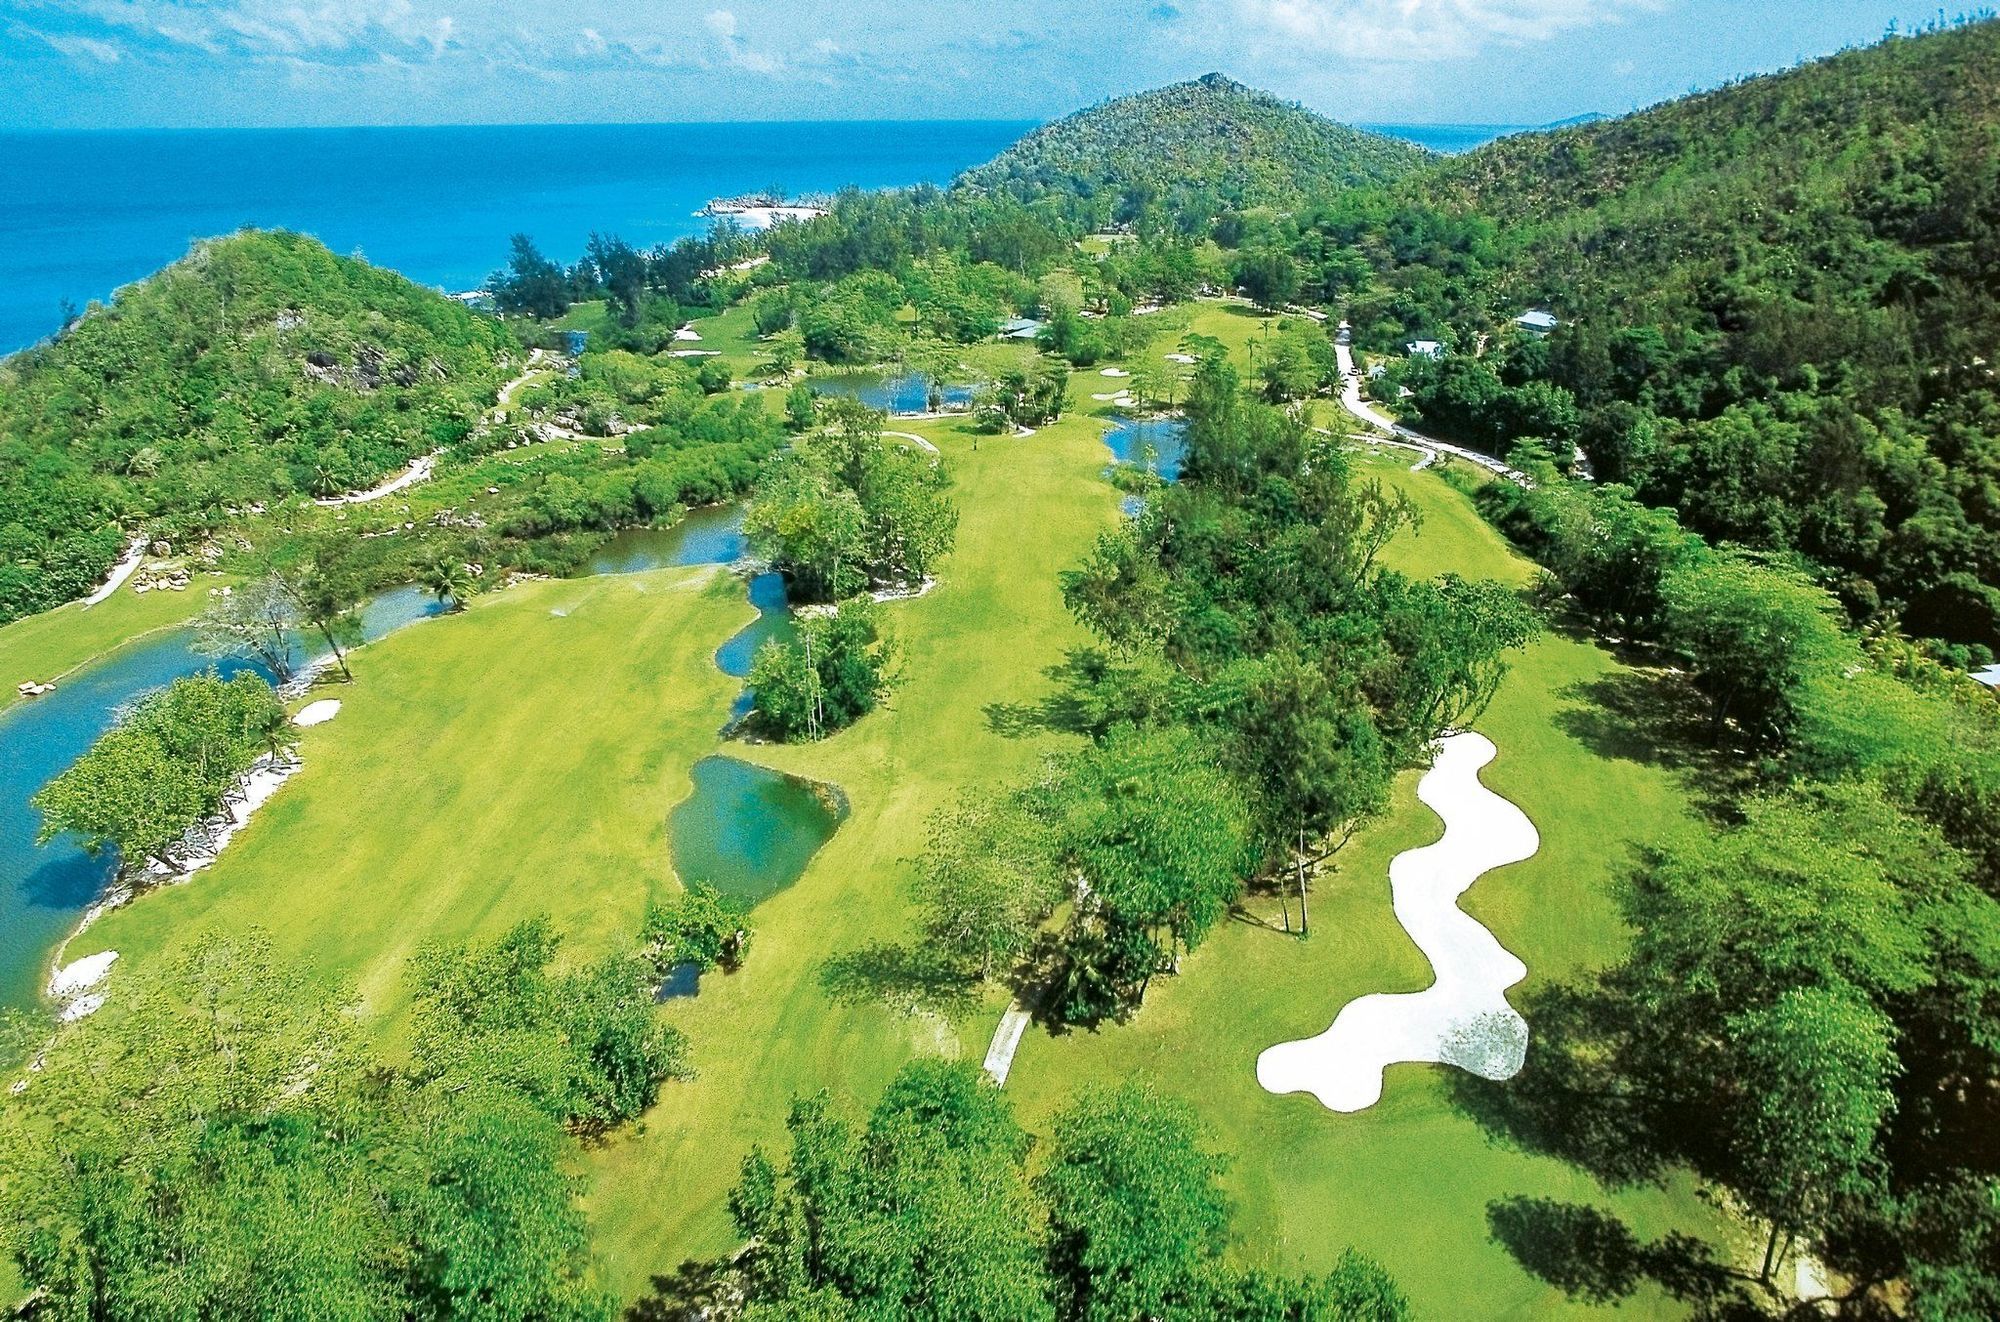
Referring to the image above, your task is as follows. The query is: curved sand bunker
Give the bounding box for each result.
[1258,731,1540,1112]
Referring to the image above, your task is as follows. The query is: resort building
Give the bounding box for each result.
[1514,309,1560,334]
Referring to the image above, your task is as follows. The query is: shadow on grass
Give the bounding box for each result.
[624,1258,738,1322]
[818,941,984,1021]
[1444,980,1669,1189]
[1550,665,1755,813]
[1485,1197,1750,1317]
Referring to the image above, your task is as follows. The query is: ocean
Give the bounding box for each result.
[0,120,1033,355]
[0,119,1517,355]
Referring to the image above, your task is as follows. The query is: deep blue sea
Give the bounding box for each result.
[0,119,1518,355]
[0,120,1033,354]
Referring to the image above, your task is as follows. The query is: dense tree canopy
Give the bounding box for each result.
[0,231,512,624]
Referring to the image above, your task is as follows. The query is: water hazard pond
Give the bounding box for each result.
[0,501,838,1011]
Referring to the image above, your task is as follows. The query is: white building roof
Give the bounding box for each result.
[1972,664,2000,688]
[1515,310,1559,332]
[1407,340,1444,358]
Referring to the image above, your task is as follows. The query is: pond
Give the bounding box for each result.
[1101,415,1189,482]
[668,755,846,906]
[0,583,445,1010]
[812,371,975,416]
[579,503,748,575]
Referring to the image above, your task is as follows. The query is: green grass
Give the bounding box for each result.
[581,408,1121,1286]
[73,566,753,1025]
[0,579,219,715]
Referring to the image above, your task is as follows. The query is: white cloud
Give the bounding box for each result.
[13,23,125,62]
[1226,0,1661,63]
[703,9,738,40]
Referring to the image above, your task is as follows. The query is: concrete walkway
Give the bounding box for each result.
[982,1000,1033,1085]
[81,536,148,606]
[1257,731,1540,1112]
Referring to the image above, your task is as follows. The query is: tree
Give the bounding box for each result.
[31,724,213,871]
[1038,1082,1231,1322]
[1041,726,1256,1017]
[913,795,1062,980]
[784,381,818,431]
[747,601,898,741]
[1221,650,1393,933]
[408,917,686,1132]
[643,884,751,973]
[1727,988,1898,1285]
[0,931,621,1322]
[1659,553,1854,746]
[1234,249,1301,311]
[32,671,284,873]
[729,1062,1053,1322]
[765,327,805,378]
[490,233,571,320]
[420,551,476,611]
[194,575,300,682]
[271,536,368,682]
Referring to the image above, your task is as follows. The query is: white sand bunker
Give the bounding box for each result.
[293,699,341,727]
[1258,731,1540,1112]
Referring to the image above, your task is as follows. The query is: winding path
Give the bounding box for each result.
[81,537,148,606]
[1257,731,1540,1112]
[314,351,554,507]
[1333,338,1536,488]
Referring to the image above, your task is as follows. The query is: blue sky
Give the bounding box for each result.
[0,1,1936,129]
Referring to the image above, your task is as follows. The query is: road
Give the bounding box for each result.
[1333,334,1536,488]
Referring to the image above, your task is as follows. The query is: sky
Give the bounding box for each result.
[0,1,1944,130]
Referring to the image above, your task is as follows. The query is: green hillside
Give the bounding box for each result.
[0,230,512,623]
[957,72,1431,223]
[1280,19,2000,650]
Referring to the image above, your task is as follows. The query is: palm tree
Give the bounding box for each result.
[420,553,475,612]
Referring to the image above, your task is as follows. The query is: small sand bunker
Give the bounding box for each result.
[1099,367,1130,377]
[1257,731,1540,1112]
[293,699,342,727]
[50,950,117,998]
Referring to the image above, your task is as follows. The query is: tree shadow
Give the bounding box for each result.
[1444,979,1670,1189]
[818,941,983,1021]
[984,650,1167,740]
[623,1258,740,1322]
[1486,1197,1750,1317]
[1486,1196,1645,1304]
[1550,667,1754,813]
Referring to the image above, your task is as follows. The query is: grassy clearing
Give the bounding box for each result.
[73,566,752,1026]
[0,580,219,715]
[582,407,1121,1287]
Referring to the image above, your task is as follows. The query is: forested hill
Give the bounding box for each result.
[957,72,1431,224]
[1327,18,2000,648]
[0,230,511,624]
